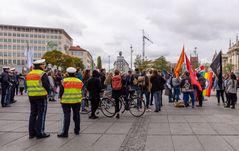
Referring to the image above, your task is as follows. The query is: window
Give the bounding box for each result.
[21,40,25,43]
[17,45,21,50]
[34,46,37,50]
[34,40,37,44]
[17,39,20,43]
[4,60,7,65]
[21,46,24,50]
[0,60,3,65]
[4,39,7,42]
[25,34,29,37]
[46,35,49,39]
[13,45,16,50]
[38,35,42,38]
[4,45,7,49]
[42,35,45,38]
[13,52,16,57]
[30,40,33,43]
[8,39,12,42]
[0,33,3,36]
[13,60,16,64]
[42,47,45,51]
[8,51,12,56]
[13,33,16,37]
[0,39,3,42]
[38,46,41,51]
[0,45,2,49]
[8,60,12,64]
[21,33,24,37]
[17,60,20,65]
[17,33,20,37]
[58,36,61,39]
[4,33,7,36]
[21,60,25,65]
[30,34,33,38]
[34,34,37,38]
[34,53,37,58]
[8,33,12,36]
[13,39,16,43]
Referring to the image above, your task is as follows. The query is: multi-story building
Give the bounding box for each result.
[222,35,239,75]
[68,46,94,70]
[0,24,73,71]
[114,51,129,72]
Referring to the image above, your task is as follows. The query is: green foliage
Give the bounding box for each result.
[152,56,170,72]
[224,63,234,73]
[97,56,102,69]
[42,50,83,71]
[134,55,152,72]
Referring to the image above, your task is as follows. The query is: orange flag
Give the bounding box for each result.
[174,46,185,78]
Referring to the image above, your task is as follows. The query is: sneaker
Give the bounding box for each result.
[36,133,50,139]
[116,114,120,119]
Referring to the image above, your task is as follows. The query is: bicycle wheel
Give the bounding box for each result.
[129,97,146,117]
[100,98,116,117]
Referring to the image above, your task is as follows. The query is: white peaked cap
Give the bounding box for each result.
[2,66,10,69]
[33,59,46,65]
[66,67,77,73]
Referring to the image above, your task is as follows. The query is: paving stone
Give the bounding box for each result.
[148,123,170,135]
[169,123,193,134]
[172,136,204,151]
[144,136,174,151]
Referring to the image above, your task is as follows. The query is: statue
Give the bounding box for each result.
[119,51,122,56]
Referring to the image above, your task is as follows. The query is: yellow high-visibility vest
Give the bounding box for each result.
[60,77,83,104]
[26,69,48,97]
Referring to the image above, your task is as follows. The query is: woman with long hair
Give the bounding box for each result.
[225,73,238,109]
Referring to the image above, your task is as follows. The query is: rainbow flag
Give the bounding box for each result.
[201,71,213,97]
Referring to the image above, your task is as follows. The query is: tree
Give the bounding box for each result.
[42,50,83,71]
[134,55,152,72]
[97,56,102,69]
[152,56,170,72]
[224,63,234,73]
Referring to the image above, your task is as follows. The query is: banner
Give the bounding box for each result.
[174,46,185,78]
[185,54,202,91]
[210,51,222,89]
[201,71,213,97]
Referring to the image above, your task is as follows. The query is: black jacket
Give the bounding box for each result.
[1,71,10,86]
[150,75,165,92]
[87,77,102,99]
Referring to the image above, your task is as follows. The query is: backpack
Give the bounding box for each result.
[137,76,145,87]
[112,75,122,90]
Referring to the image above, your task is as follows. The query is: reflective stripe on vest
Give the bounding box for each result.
[26,70,48,97]
[60,77,83,104]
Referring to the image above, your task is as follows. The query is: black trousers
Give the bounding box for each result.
[216,90,225,103]
[61,103,81,134]
[1,85,8,107]
[15,84,19,95]
[29,97,47,136]
[197,90,203,106]
[227,93,237,108]
[90,98,100,117]
[10,85,15,102]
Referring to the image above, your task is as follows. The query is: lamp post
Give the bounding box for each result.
[108,55,110,72]
[130,44,133,70]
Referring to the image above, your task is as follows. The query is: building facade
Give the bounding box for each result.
[0,24,73,71]
[113,51,129,72]
[222,35,239,75]
[68,46,93,70]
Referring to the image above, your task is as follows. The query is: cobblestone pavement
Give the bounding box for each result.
[0,92,239,151]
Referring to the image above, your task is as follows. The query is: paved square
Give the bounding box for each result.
[0,92,239,151]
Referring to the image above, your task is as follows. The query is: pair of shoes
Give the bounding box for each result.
[231,107,235,109]
[154,110,159,112]
[57,133,68,138]
[74,131,80,135]
[196,105,202,107]
[116,114,120,119]
[10,100,17,103]
[29,135,35,139]
[36,133,50,139]
[192,106,195,108]
[224,106,230,108]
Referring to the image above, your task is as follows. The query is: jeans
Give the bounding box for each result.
[141,90,150,108]
[153,91,162,111]
[173,87,180,102]
[183,91,195,107]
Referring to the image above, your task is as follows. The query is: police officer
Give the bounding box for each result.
[1,66,10,107]
[9,68,17,104]
[58,67,83,138]
[26,59,50,139]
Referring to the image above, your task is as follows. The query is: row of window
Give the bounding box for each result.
[0,26,63,34]
[0,51,43,58]
[0,45,62,51]
[0,38,61,45]
[0,32,62,39]
[0,59,26,65]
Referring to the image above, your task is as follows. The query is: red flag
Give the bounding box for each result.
[185,54,202,91]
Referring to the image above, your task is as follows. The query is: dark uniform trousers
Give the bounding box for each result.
[29,97,47,136]
[61,103,81,134]
[1,85,9,107]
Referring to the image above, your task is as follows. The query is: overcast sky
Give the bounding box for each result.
[1,0,239,68]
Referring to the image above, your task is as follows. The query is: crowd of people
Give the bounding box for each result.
[0,58,238,139]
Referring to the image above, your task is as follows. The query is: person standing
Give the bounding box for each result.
[58,67,83,137]
[1,66,11,107]
[196,73,206,107]
[81,69,91,113]
[18,74,25,95]
[26,59,50,139]
[87,70,102,119]
[111,70,122,118]
[150,70,165,112]
[172,74,181,102]
[225,73,238,109]
[213,77,225,105]
[181,71,195,108]
[9,68,17,104]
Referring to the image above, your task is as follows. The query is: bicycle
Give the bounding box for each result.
[80,94,115,118]
[113,89,146,117]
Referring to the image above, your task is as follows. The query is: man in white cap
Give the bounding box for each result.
[1,66,11,107]
[26,59,51,139]
[58,67,83,138]
[9,68,17,104]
